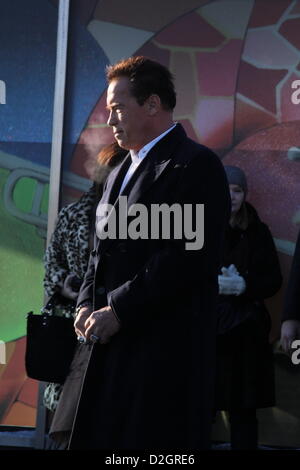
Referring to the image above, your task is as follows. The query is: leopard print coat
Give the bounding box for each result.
[44,185,97,297]
[43,185,98,412]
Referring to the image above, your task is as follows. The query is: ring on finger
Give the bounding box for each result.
[90,333,100,343]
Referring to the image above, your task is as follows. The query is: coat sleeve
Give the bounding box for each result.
[43,206,70,296]
[282,230,300,321]
[108,149,231,329]
[243,223,282,301]
[76,237,96,307]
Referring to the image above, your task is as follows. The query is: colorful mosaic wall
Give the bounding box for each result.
[1,0,300,444]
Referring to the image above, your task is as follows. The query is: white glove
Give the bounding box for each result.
[218,265,246,296]
[219,264,240,277]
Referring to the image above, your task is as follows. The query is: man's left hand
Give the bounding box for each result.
[84,306,120,344]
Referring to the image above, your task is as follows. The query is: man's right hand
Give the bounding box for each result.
[74,305,93,339]
[280,319,300,353]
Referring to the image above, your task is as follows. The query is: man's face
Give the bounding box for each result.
[106,77,151,151]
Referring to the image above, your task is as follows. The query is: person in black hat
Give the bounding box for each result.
[215,165,282,450]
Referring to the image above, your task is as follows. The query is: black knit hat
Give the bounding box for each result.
[224,165,248,195]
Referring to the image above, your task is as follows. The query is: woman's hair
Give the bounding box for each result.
[93,142,128,185]
[97,141,128,167]
[106,56,176,111]
[231,202,249,230]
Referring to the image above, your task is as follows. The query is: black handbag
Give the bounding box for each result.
[25,293,78,384]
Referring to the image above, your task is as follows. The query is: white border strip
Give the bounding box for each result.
[47,0,70,246]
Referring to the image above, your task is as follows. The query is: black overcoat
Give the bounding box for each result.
[215,203,282,410]
[69,124,231,449]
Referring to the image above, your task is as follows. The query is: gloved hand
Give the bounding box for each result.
[61,274,82,300]
[225,264,240,276]
[280,319,300,354]
[218,264,246,296]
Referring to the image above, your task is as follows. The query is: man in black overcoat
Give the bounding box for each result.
[69,56,230,450]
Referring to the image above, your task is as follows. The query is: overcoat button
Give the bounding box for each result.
[96,286,106,295]
[117,243,127,253]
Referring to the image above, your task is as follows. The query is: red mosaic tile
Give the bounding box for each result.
[18,379,39,408]
[243,28,299,68]
[279,18,300,51]
[179,119,199,143]
[195,98,234,152]
[0,338,27,424]
[238,61,287,114]
[137,41,171,68]
[88,93,109,126]
[155,11,225,48]
[248,0,291,28]
[172,51,197,117]
[0,402,36,427]
[223,121,300,244]
[234,98,277,144]
[197,40,243,96]
[1,338,26,383]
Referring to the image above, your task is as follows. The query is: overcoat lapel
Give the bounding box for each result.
[100,153,132,207]
[96,124,186,255]
[123,151,172,208]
